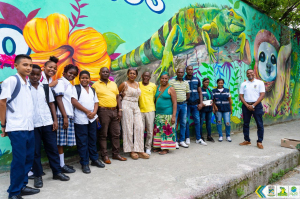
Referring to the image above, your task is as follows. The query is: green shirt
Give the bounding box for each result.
[155,85,173,115]
[169,78,190,102]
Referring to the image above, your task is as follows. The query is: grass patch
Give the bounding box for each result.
[236,187,244,197]
[268,167,295,184]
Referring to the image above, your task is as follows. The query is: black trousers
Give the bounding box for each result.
[32,125,61,176]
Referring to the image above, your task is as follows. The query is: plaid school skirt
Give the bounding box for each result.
[57,116,76,146]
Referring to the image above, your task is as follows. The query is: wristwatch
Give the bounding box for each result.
[252,105,255,109]
[1,124,5,128]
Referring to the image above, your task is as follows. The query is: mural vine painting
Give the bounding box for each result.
[0,0,299,171]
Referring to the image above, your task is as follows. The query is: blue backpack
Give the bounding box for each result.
[0,75,21,113]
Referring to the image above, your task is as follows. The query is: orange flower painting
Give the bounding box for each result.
[23,13,110,83]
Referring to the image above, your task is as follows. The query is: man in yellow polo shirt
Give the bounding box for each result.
[139,71,156,155]
[92,67,127,164]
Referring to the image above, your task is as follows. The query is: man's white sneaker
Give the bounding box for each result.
[179,141,189,148]
[226,137,232,142]
[146,149,151,155]
[218,136,223,142]
[199,139,208,146]
[176,142,179,149]
[186,138,190,145]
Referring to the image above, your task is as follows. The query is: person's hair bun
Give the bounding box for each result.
[49,56,59,64]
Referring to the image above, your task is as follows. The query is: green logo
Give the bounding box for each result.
[278,187,287,196]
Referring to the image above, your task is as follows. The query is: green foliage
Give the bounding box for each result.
[201,63,215,87]
[268,167,295,184]
[247,0,300,30]
[178,3,219,12]
[103,32,125,55]
[236,187,244,197]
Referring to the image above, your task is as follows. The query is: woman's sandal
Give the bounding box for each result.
[137,152,150,159]
[153,148,161,153]
[159,150,169,155]
[130,152,139,160]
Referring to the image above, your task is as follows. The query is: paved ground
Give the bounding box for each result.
[0,121,299,199]
[246,166,300,199]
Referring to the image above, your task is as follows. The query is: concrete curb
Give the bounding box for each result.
[201,151,300,199]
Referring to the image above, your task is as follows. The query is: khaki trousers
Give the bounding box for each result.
[141,111,155,150]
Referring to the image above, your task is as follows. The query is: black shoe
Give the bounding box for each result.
[201,137,205,141]
[91,159,105,168]
[65,165,74,169]
[8,195,23,199]
[20,186,40,196]
[61,165,76,173]
[82,165,91,174]
[53,173,70,181]
[34,176,43,188]
[207,136,215,143]
[28,171,45,180]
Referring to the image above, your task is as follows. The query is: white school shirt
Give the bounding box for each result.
[239,79,265,102]
[30,82,55,128]
[40,71,53,84]
[72,85,98,124]
[52,77,74,118]
[0,73,34,132]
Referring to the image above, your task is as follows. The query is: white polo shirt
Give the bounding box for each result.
[72,85,98,124]
[239,79,265,102]
[52,77,74,118]
[30,82,55,128]
[40,71,53,84]
[0,73,34,132]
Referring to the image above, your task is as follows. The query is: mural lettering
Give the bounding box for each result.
[121,0,165,14]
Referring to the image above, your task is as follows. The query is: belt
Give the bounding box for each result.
[99,106,117,110]
[177,101,187,105]
[247,102,256,105]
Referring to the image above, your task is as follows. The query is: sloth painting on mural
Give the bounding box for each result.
[253,29,292,116]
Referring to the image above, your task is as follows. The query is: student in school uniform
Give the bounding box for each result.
[0,54,40,199]
[28,56,59,180]
[52,64,79,173]
[29,65,70,188]
[40,56,59,87]
[71,70,105,174]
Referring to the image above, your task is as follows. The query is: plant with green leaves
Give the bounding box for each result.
[230,68,242,116]
[201,62,215,88]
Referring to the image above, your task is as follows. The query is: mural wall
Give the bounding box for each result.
[0,0,299,171]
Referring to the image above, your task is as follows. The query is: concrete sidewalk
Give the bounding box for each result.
[0,121,299,199]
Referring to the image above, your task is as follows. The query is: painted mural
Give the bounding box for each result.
[0,0,299,171]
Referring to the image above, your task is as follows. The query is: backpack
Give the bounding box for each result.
[0,75,21,113]
[75,85,95,100]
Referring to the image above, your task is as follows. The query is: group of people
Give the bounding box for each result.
[0,54,265,199]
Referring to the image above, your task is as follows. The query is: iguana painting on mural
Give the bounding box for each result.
[0,0,300,171]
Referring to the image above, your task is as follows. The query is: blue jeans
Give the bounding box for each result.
[215,111,231,137]
[186,104,201,140]
[7,131,35,197]
[74,121,99,165]
[242,103,264,143]
[175,103,187,142]
[33,125,61,176]
[200,112,212,137]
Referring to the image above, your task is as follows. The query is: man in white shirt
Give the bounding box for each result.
[29,65,70,188]
[0,55,40,199]
[239,69,265,149]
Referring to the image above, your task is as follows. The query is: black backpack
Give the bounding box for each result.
[75,85,95,100]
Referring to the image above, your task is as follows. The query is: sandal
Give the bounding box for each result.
[159,150,169,155]
[153,148,161,153]
[130,152,139,160]
[137,152,150,159]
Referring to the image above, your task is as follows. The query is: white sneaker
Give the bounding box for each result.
[199,139,207,146]
[146,149,151,155]
[186,138,190,145]
[218,136,223,142]
[179,141,189,148]
[176,142,179,149]
[226,137,232,142]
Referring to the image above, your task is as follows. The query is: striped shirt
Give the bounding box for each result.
[169,78,190,102]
